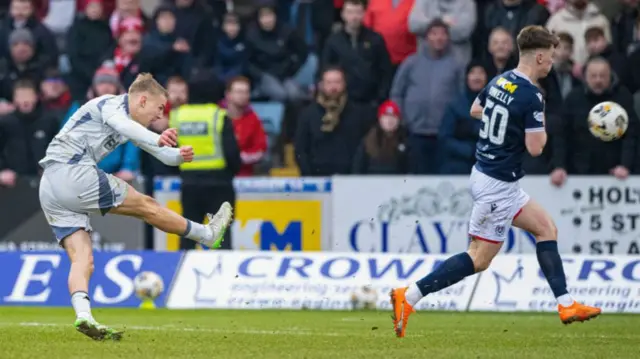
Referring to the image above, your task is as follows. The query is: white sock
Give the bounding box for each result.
[183,220,212,243]
[71,291,93,320]
[405,283,423,307]
[557,294,574,307]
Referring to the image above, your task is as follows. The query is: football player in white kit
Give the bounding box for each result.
[38,74,233,340]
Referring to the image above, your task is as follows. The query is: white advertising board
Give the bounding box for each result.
[332,176,640,255]
[166,252,640,313]
[166,251,479,311]
[469,255,640,313]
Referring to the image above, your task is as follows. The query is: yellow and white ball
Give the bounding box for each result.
[587,101,629,142]
[133,271,164,300]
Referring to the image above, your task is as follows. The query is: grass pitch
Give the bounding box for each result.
[0,308,638,359]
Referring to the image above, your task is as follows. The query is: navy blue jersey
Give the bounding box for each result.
[473,69,545,182]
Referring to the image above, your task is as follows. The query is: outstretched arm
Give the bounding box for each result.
[103,114,186,166]
[134,141,187,167]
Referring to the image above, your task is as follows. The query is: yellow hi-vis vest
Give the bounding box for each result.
[170,104,227,171]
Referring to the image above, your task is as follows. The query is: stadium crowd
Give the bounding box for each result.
[0,0,639,190]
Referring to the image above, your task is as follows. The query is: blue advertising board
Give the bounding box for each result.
[0,251,182,307]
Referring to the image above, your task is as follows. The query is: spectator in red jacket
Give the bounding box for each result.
[221,76,267,177]
[364,0,416,70]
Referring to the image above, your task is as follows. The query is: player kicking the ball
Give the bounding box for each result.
[389,26,602,337]
[38,73,233,341]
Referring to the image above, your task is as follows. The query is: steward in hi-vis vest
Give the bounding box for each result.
[170,103,241,250]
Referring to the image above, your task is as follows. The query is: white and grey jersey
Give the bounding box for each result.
[39,94,184,169]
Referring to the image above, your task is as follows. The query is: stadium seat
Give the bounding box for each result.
[251,101,285,166]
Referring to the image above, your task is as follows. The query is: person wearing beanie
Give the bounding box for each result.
[9,27,35,48]
[113,17,147,88]
[0,28,43,101]
[0,0,59,70]
[67,0,115,100]
[40,67,72,121]
[109,0,148,38]
[352,99,409,174]
[437,60,487,175]
[92,63,122,95]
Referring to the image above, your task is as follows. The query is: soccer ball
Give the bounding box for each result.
[587,101,629,141]
[133,271,164,300]
[350,286,378,310]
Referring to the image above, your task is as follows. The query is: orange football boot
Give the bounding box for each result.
[390,287,415,338]
[558,301,602,324]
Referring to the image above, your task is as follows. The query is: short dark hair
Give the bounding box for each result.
[517,25,558,53]
[556,32,574,46]
[426,18,449,35]
[584,26,605,42]
[13,78,37,93]
[320,65,345,79]
[226,76,251,91]
[344,0,365,7]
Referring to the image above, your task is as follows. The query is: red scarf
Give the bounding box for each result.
[44,91,72,111]
[113,47,132,74]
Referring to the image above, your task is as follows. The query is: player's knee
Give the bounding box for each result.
[467,251,492,272]
[535,218,558,241]
[472,257,492,272]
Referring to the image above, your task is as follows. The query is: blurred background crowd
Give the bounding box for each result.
[0,0,640,191]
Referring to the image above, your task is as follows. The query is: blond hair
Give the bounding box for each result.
[128,73,168,97]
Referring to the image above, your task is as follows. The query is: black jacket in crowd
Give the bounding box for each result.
[0,106,58,175]
[629,48,640,94]
[212,31,249,84]
[171,0,215,66]
[478,0,549,58]
[321,27,393,105]
[552,79,638,175]
[611,5,640,55]
[0,56,44,101]
[0,16,59,70]
[179,115,242,186]
[295,99,374,176]
[66,14,115,100]
[142,29,192,86]
[246,22,309,81]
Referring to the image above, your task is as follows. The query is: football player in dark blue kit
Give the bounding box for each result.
[390,26,601,338]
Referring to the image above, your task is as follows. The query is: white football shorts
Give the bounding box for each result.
[39,163,128,243]
[468,166,530,243]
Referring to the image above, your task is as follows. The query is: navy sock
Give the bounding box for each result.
[415,252,475,296]
[536,241,569,298]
